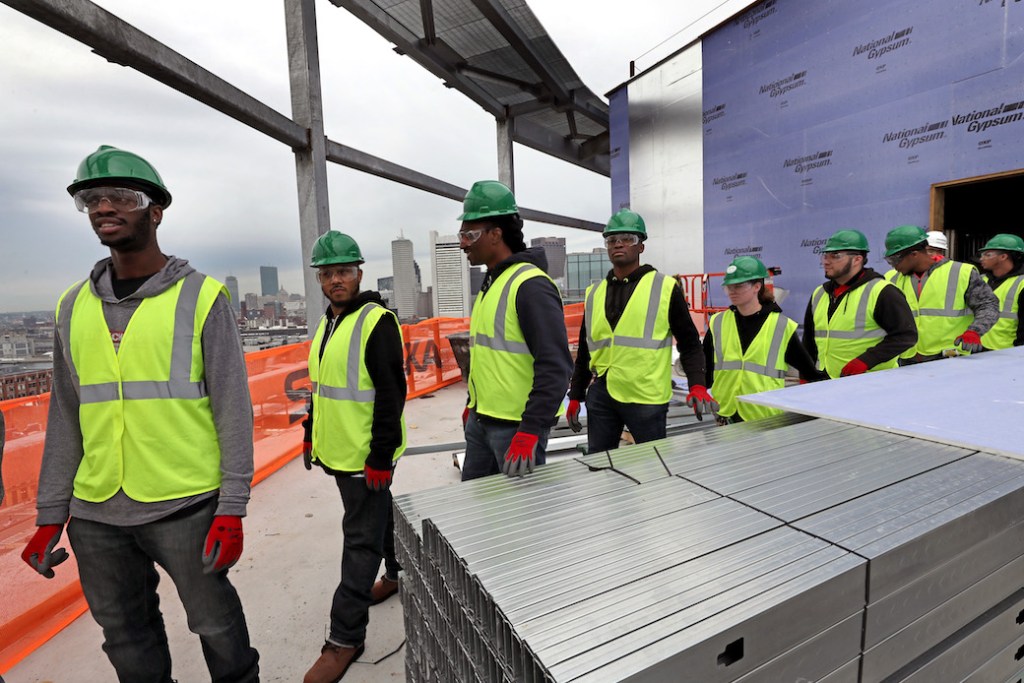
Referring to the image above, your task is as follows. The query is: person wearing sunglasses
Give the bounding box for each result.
[977,234,1024,350]
[883,224,997,363]
[802,229,916,378]
[22,146,259,682]
[705,256,824,424]
[302,231,406,683]
[566,209,714,451]
[457,181,572,480]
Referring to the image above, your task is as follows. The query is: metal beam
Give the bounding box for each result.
[497,118,515,192]
[419,0,437,44]
[284,0,331,335]
[2,0,308,149]
[512,118,611,176]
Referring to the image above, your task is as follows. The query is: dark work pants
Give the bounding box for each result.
[329,475,400,646]
[585,375,669,453]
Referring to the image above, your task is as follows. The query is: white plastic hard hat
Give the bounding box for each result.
[927,231,948,250]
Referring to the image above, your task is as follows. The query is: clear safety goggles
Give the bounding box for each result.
[73,187,153,213]
[604,233,641,247]
[316,265,360,282]
[458,227,493,245]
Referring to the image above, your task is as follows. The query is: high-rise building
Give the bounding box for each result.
[377,276,394,291]
[391,237,418,320]
[530,237,567,279]
[260,266,279,297]
[224,275,241,313]
[430,231,471,318]
[565,251,609,303]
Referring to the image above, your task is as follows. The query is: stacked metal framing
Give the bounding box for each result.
[394,413,1024,682]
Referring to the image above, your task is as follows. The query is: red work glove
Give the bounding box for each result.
[202,516,243,574]
[462,406,470,428]
[502,432,539,478]
[21,524,69,579]
[566,400,582,433]
[954,330,983,354]
[302,439,313,470]
[685,385,719,419]
[365,465,393,492]
[840,358,869,377]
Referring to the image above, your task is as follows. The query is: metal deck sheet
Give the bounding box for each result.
[793,453,1024,601]
[740,346,1024,459]
[730,612,862,683]
[818,658,861,683]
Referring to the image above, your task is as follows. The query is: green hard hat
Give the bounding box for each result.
[604,209,647,239]
[458,180,518,222]
[824,229,869,253]
[67,145,172,208]
[884,225,928,257]
[723,256,769,285]
[981,233,1024,254]
[310,230,363,267]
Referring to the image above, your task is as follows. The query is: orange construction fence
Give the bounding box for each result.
[0,303,586,673]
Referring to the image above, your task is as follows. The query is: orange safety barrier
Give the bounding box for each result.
[0,303,588,672]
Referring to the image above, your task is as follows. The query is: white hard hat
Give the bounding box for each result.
[927,231,948,250]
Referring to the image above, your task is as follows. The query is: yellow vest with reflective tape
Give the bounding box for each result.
[57,273,225,503]
[890,261,974,357]
[810,279,898,377]
[710,309,794,422]
[981,274,1024,350]
[309,303,406,471]
[586,271,675,404]
[469,263,562,421]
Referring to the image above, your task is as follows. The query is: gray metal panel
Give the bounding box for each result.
[741,347,1024,459]
[863,519,1024,648]
[730,613,863,683]
[793,453,1024,601]
[887,589,1024,683]
[817,658,861,683]
[862,552,1024,683]
[966,641,1024,683]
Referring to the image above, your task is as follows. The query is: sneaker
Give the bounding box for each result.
[370,575,399,605]
[303,642,364,683]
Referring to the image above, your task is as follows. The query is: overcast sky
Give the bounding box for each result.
[0,0,716,313]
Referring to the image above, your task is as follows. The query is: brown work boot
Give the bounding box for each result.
[303,642,364,683]
[370,574,399,605]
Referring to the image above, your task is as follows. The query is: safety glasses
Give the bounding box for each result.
[73,187,152,213]
[316,265,360,282]
[884,250,913,267]
[458,226,493,245]
[604,234,641,247]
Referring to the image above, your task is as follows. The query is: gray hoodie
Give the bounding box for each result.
[36,256,254,526]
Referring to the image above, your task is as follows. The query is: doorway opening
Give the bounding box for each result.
[931,170,1024,263]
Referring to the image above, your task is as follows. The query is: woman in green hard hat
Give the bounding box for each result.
[702,256,824,424]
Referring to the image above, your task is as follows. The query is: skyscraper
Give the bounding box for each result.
[224,275,241,313]
[430,231,471,317]
[391,236,417,320]
[530,237,567,279]
[259,266,279,297]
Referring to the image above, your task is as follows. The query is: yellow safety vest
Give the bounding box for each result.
[586,271,675,404]
[710,309,795,422]
[56,273,225,503]
[890,261,974,357]
[981,274,1024,350]
[469,263,563,421]
[810,279,898,377]
[309,303,406,471]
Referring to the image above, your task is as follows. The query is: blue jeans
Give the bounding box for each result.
[585,375,669,453]
[461,411,550,481]
[67,498,259,683]
[329,475,401,646]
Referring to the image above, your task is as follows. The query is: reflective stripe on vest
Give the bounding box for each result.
[892,261,974,356]
[981,274,1024,350]
[587,271,675,404]
[309,303,407,471]
[468,263,560,421]
[810,279,897,376]
[57,272,224,503]
[710,309,795,422]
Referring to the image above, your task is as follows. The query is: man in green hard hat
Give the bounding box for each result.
[22,146,259,681]
[884,224,998,363]
[458,180,572,480]
[803,229,916,377]
[301,231,407,683]
[977,233,1024,350]
[566,208,712,451]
